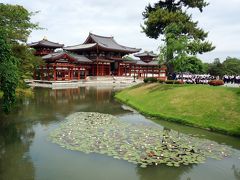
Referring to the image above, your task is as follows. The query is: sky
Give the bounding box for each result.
[2,0,240,62]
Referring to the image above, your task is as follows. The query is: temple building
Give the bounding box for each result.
[29,33,166,81]
[28,37,64,56]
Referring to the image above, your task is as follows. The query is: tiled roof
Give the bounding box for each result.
[134,51,158,57]
[64,43,97,51]
[87,33,141,53]
[42,52,92,63]
[28,39,64,48]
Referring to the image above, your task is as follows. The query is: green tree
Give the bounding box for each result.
[0,30,19,113]
[0,3,40,112]
[222,57,240,75]
[208,58,224,77]
[142,0,215,77]
[174,56,204,74]
[0,3,39,43]
[0,3,41,87]
[12,45,42,88]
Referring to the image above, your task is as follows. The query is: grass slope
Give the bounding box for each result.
[115,84,240,136]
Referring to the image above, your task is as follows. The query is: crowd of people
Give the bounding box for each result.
[174,73,240,85]
[223,75,240,84]
[175,73,216,84]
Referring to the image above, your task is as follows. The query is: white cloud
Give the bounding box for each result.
[2,0,240,62]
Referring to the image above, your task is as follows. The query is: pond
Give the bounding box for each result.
[0,86,239,180]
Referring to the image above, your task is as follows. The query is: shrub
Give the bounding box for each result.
[208,80,224,86]
[165,80,183,84]
[158,79,165,84]
[143,77,158,83]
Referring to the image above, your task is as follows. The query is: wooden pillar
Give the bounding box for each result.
[53,66,57,81]
[68,67,71,81]
[78,67,80,80]
[146,66,148,78]
[152,67,154,77]
[47,66,50,81]
[108,63,111,75]
[84,69,87,79]
[125,64,127,76]
[118,62,120,76]
[96,61,99,76]
[133,66,136,79]
[129,65,131,77]
[101,63,104,76]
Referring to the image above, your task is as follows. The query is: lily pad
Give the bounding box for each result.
[49,112,232,168]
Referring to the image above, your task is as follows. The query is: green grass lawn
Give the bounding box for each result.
[115,83,240,136]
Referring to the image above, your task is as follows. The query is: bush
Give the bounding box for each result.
[208,80,224,86]
[165,80,183,84]
[143,77,158,83]
[158,79,165,84]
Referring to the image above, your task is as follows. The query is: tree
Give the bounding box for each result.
[208,58,224,77]
[0,30,19,113]
[0,3,40,112]
[174,56,204,74]
[222,57,240,75]
[142,0,215,77]
[0,3,39,43]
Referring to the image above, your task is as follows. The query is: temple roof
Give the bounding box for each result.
[28,38,64,48]
[134,51,158,57]
[65,33,141,53]
[135,60,159,66]
[64,43,97,51]
[42,52,92,63]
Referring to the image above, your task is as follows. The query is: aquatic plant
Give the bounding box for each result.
[49,112,231,168]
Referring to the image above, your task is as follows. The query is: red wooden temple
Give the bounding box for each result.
[29,33,167,81]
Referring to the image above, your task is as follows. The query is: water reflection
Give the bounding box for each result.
[0,120,35,180]
[232,165,240,179]
[137,165,193,180]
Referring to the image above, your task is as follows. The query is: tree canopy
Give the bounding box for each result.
[0,3,40,112]
[0,3,39,43]
[142,0,215,76]
[207,57,240,77]
[0,30,19,112]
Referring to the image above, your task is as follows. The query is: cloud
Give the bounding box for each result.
[2,0,240,62]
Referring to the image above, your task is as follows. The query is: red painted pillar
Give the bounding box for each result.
[146,66,148,78]
[108,63,111,75]
[54,66,57,81]
[78,67,80,80]
[129,65,131,77]
[68,67,71,81]
[133,65,135,78]
[96,62,99,76]
[47,66,50,81]
[118,62,120,76]
[101,63,104,76]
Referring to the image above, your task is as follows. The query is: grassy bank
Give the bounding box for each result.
[115,83,240,136]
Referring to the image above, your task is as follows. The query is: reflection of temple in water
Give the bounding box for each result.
[24,87,128,120]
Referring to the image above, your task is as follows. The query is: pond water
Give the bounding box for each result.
[0,87,240,180]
